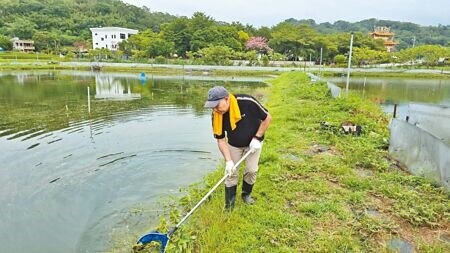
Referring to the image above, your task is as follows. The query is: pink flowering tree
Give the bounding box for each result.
[245,36,272,54]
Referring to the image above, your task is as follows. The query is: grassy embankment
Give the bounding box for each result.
[139,72,449,252]
[318,71,450,79]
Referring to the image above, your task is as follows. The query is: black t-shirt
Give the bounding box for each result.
[213,94,269,147]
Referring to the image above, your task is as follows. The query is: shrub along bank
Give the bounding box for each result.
[138,72,449,252]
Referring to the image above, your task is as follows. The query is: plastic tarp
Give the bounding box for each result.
[307,73,341,98]
[406,103,450,144]
[389,118,450,190]
[327,82,342,98]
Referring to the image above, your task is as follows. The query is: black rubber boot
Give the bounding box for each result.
[241,180,255,205]
[225,185,237,210]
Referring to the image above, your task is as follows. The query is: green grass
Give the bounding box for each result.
[0,51,56,60]
[132,72,449,252]
[318,70,450,79]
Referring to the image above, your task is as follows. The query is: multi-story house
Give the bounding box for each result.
[90,27,138,51]
[11,37,35,52]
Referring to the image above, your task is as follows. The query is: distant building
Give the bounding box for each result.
[11,37,35,52]
[90,27,138,51]
[370,26,398,53]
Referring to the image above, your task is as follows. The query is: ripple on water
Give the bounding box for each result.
[26,143,40,150]
[96,152,125,160]
[0,129,17,138]
[98,154,137,167]
[7,128,42,140]
[153,149,211,154]
[21,129,48,141]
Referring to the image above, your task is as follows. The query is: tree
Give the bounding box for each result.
[0,35,13,51]
[246,37,271,54]
[333,54,347,65]
[189,12,215,32]
[254,26,272,40]
[5,18,37,39]
[147,37,174,58]
[215,26,242,51]
[32,31,59,52]
[126,29,154,51]
[190,25,241,52]
[161,17,191,57]
[269,22,311,61]
[197,45,235,65]
[237,30,250,49]
[118,29,153,59]
[352,47,389,66]
[395,45,450,66]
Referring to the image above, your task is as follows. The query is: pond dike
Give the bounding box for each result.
[309,73,450,190]
[389,104,450,190]
[137,72,449,252]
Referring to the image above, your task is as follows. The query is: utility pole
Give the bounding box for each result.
[87,86,91,113]
[412,36,416,48]
[345,32,354,98]
[319,47,323,76]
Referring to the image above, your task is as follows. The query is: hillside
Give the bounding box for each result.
[286,18,450,50]
[0,0,175,43]
[1,0,448,51]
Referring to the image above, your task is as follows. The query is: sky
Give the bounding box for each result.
[122,0,449,27]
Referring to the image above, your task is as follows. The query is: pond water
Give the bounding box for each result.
[327,76,450,118]
[0,71,267,253]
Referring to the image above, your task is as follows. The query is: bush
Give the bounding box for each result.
[154,56,167,64]
[334,54,347,65]
[0,35,13,51]
[197,45,235,65]
[262,54,270,66]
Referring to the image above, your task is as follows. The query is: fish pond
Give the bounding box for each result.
[0,70,268,253]
[328,76,450,116]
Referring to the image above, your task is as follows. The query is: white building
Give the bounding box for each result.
[90,27,138,51]
[11,37,35,52]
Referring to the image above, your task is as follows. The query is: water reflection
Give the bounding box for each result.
[328,77,450,119]
[0,71,267,140]
[328,77,450,106]
[95,73,141,100]
[16,73,38,85]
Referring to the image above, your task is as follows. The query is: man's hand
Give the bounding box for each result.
[225,160,235,176]
[249,138,262,152]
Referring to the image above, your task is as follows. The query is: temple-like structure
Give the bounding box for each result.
[370,26,398,52]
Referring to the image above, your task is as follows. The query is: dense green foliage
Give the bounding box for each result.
[0,0,175,50]
[0,34,13,50]
[137,72,449,252]
[108,17,400,65]
[0,1,449,66]
[287,18,450,50]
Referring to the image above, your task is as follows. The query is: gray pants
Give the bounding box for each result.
[225,143,262,187]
